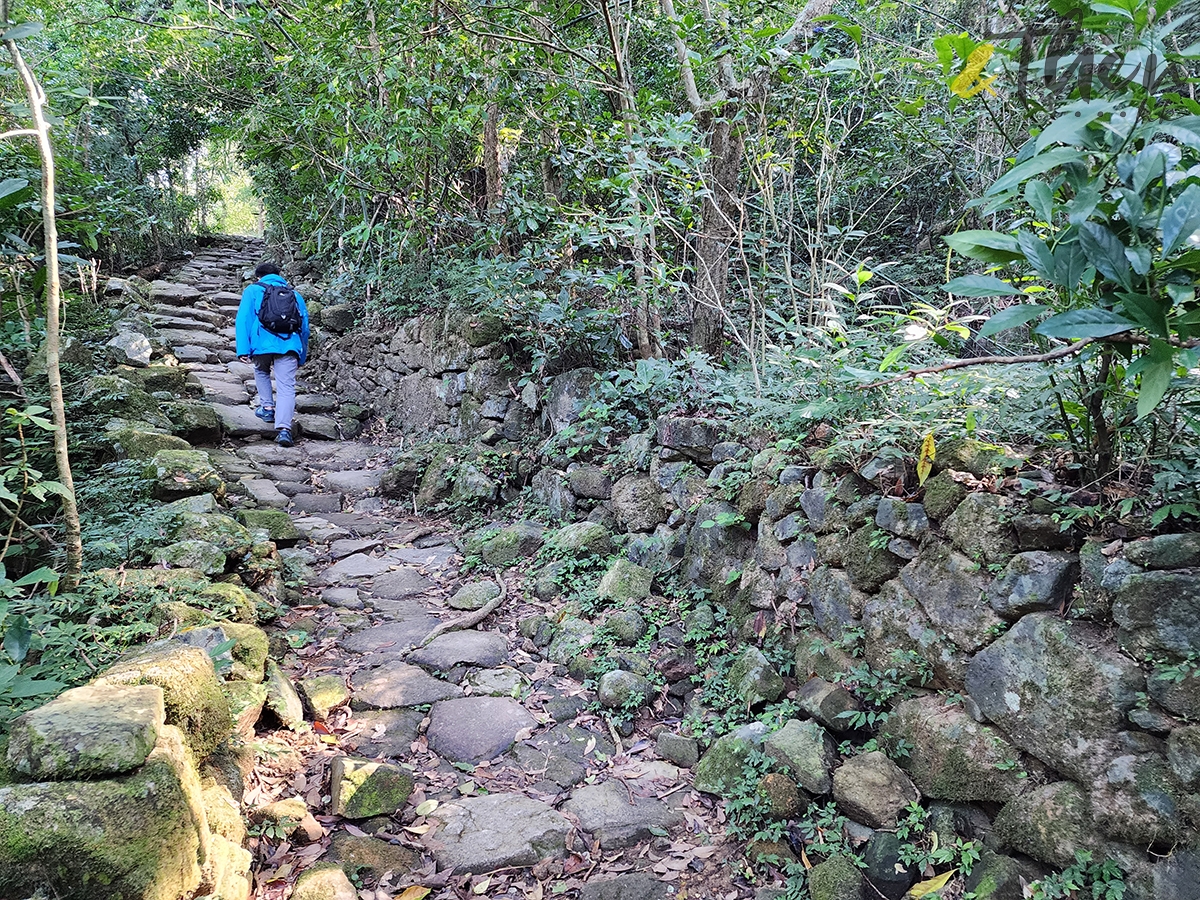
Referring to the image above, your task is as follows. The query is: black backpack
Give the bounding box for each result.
[256,281,303,336]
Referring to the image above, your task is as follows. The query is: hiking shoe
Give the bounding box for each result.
[255,405,275,423]
[275,428,294,448]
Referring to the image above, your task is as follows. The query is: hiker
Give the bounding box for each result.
[235,262,309,447]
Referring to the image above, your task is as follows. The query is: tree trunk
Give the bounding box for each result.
[3,0,83,586]
[483,93,507,255]
[692,116,744,356]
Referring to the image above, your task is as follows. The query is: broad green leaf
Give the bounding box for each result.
[1025,180,1055,223]
[1052,243,1090,290]
[1017,231,1055,279]
[0,178,28,208]
[1137,340,1175,419]
[2,616,31,663]
[944,230,1024,263]
[1079,222,1133,289]
[987,148,1086,197]
[1161,183,1200,256]
[1090,2,1133,18]
[1117,292,1169,336]
[7,675,65,699]
[979,304,1049,337]
[1,22,43,41]
[1034,308,1136,339]
[1033,102,1114,154]
[13,566,58,589]
[942,275,1025,297]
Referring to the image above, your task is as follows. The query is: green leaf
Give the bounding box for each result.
[1117,292,1169,337]
[1017,231,1055,279]
[7,675,65,699]
[1052,243,1090,290]
[1025,180,1055,223]
[0,178,28,209]
[987,148,1086,197]
[13,566,58,589]
[1,22,44,41]
[1161,183,1200,256]
[979,304,1049,337]
[2,616,31,663]
[943,275,1025,297]
[1033,102,1114,154]
[1137,340,1176,419]
[943,230,1024,263]
[1079,222,1133,289]
[1034,308,1136,339]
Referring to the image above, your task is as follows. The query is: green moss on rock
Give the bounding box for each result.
[808,853,866,900]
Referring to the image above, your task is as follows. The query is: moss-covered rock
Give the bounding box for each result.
[466,521,546,567]
[161,400,222,444]
[922,471,968,520]
[143,449,226,500]
[843,524,901,591]
[291,863,357,900]
[597,670,654,709]
[152,600,212,629]
[993,781,1111,868]
[0,726,206,900]
[550,520,612,557]
[414,445,457,508]
[83,374,167,425]
[201,779,246,844]
[943,492,1017,566]
[215,622,269,683]
[263,661,305,729]
[330,756,414,819]
[150,539,228,575]
[5,684,165,781]
[235,508,302,546]
[121,364,189,394]
[757,773,804,819]
[224,680,267,736]
[808,853,866,900]
[299,675,350,722]
[198,582,258,624]
[546,617,595,665]
[692,723,769,797]
[936,438,1022,478]
[97,642,233,758]
[108,427,192,460]
[330,831,419,879]
[728,647,784,706]
[449,580,502,611]
[596,559,653,603]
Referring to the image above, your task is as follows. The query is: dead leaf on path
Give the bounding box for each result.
[472,875,491,894]
[344,823,369,837]
[403,824,432,835]
[413,799,439,817]
[396,888,430,900]
[905,869,956,898]
[525,882,544,900]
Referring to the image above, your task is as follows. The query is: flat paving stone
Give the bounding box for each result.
[158,328,226,349]
[331,538,382,559]
[407,631,508,670]
[370,567,433,600]
[322,553,393,583]
[237,443,304,465]
[322,586,362,608]
[427,697,536,764]
[243,478,289,509]
[509,722,613,789]
[343,619,441,655]
[304,443,385,469]
[292,516,350,542]
[323,513,390,535]
[258,464,309,484]
[562,780,683,849]
[351,661,463,710]
[346,708,426,758]
[214,404,277,437]
[424,793,569,874]
[291,493,343,514]
[323,470,382,495]
[387,546,458,569]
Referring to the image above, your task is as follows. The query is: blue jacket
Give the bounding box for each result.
[235,274,310,364]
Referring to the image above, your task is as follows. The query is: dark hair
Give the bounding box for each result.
[254,262,282,278]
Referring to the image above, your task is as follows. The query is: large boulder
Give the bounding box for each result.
[886,694,1027,803]
[611,474,669,532]
[831,751,919,828]
[6,684,165,780]
[993,781,1118,868]
[728,647,784,706]
[96,642,232,758]
[986,551,1080,619]
[966,613,1144,781]
[943,493,1016,565]
[1111,569,1200,660]
[763,719,838,795]
[544,367,597,432]
[0,726,208,900]
[692,723,769,796]
[656,416,724,463]
[143,449,225,500]
[899,547,1002,653]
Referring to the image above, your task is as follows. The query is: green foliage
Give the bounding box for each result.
[1025,850,1127,900]
[895,802,981,878]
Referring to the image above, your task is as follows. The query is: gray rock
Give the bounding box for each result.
[407,631,508,670]
[345,709,425,757]
[693,722,769,796]
[5,683,165,780]
[764,719,838,796]
[1089,752,1178,845]
[427,697,535,763]
[324,469,383,496]
[657,416,724,462]
[862,831,913,900]
[509,722,614,788]
[843,524,901,591]
[656,732,699,768]
[875,498,929,538]
[371,567,433,600]
[449,580,501,611]
[729,647,784,706]
[831,751,919,828]
[547,617,595,664]
[351,661,463,709]
[149,539,227,575]
[900,547,1001,652]
[424,793,570,873]
[986,550,1079,619]
[1168,725,1200,790]
[466,667,523,697]
[993,781,1114,868]
[563,780,683,848]
[604,609,648,645]
[551,521,612,557]
[469,521,545,567]
[321,552,392,583]
[598,670,655,709]
[887,694,1027,803]
[807,567,867,651]
[1125,533,1200,569]
[1013,514,1074,551]
[966,613,1145,780]
[296,413,339,440]
[569,465,613,500]
[580,873,666,900]
[611,474,669,532]
[1111,569,1200,660]
[531,469,575,521]
[343,618,441,655]
[943,493,1017,565]
[545,368,597,432]
[106,331,153,367]
[330,756,414,819]
[797,676,860,732]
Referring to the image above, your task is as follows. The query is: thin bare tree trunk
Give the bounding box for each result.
[692,117,744,356]
[2,0,83,586]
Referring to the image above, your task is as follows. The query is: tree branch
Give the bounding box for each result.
[860,338,1097,388]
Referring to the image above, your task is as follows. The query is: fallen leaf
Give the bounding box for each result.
[403,824,432,835]
[344,823,369,837]
[414,799,439,817]
[525,882,544,900]
[396,888,431,900]
[905,869,956,898]
[472,876,491,894]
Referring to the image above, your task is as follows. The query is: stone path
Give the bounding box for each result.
[143,247,733,900]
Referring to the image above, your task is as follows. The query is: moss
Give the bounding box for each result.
[808,854,865,900]
[108,428,192,460]
[922,471,968,520]
[152,601,212,629]
[843,524,901,591]
[217,622,269,683]
[201,779,246,844]
[97,643,233,759]
[197,582,257,624]
[331,758,414,819]
[0,726,205,900]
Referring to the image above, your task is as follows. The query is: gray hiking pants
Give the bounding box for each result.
[252,352,298,431]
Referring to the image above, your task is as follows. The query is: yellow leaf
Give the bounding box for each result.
[473,876,491,894]
[413,799,439,817]
[403,824,432,835]
[319,734,339,744]
[917,433,936,487]
[396,888,431,900]
[800,848,812,870]
[905,868,956,899]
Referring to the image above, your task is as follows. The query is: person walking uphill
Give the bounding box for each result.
[236,262,309,447]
